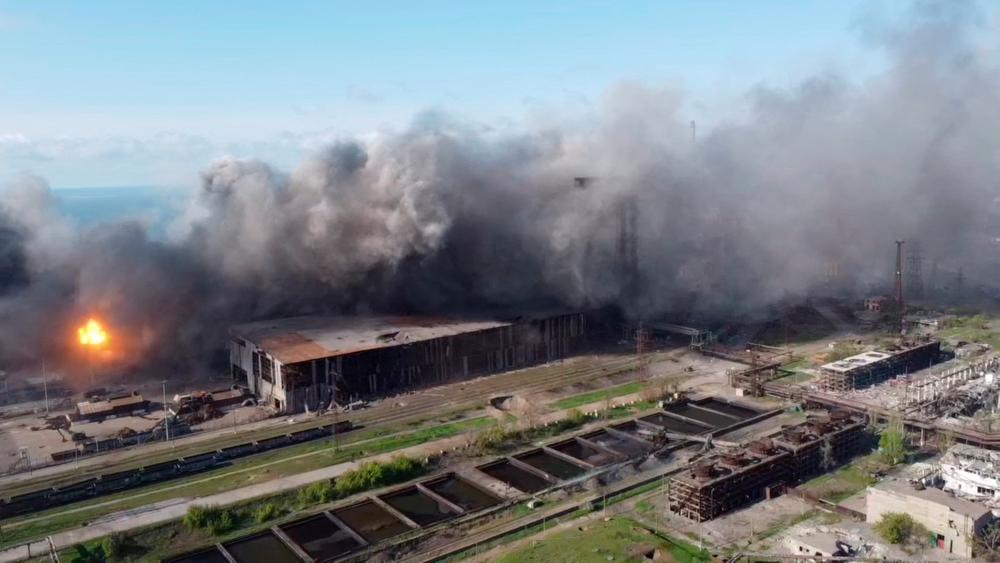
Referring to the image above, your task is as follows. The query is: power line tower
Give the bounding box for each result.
[895,240,905,335]
[906,241,923,300]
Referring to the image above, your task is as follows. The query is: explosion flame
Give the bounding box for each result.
[78,318,108,347]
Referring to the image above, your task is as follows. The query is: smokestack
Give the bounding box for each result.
[895,240,905,335]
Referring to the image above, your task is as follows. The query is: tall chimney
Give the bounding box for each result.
[895,240,905,335]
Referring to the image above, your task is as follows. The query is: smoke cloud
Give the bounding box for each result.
[2,1,999,378]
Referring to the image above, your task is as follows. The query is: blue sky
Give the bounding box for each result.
[0,1,910,187]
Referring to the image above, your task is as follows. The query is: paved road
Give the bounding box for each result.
[0,433,472,563]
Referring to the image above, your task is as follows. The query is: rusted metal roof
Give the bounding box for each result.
[231,315,513,365]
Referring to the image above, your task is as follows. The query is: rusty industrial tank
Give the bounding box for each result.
[806,419,831,436]
[749,439,775,456]
[719,453,747,468]
[691,462,714,481]
[781,426,805,444]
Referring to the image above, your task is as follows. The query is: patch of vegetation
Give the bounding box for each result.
[939,314,1000,349]
[826,341,864,362]
[771,370,815,385]
[874,512,928,545]
[554,382,645,410]
[182,505,238,535]
[0,416,489,550]
[801,452,881,503]
[69,543,107,563]
[879,419,908,465]
[335,456,428,497]
[253,502,281,524]
[296,455,429,508]
[600,400,657,420]
[470,410,595,455]
[101,532,129,560]
[493,517,712,563]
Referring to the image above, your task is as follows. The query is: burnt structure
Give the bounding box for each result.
[818,340,941,392]
[74,392,149,422]
[668,410,866,522]
[230,313,587,413]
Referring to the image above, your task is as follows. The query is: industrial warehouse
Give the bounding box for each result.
[229,312,588,413]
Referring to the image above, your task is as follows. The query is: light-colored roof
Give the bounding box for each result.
[231,315,513,364]
[821,351,891,373]
[873,479,992,519]
[789,531,849,555]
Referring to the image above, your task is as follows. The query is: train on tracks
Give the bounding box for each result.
[0,420,352,520]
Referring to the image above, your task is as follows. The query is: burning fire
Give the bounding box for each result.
[78,318,109,347]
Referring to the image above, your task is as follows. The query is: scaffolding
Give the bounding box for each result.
[668,411,866,521]
[818,340,941,392]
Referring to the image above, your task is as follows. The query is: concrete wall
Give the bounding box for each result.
[230,338,290,411]
[866,486,989,558]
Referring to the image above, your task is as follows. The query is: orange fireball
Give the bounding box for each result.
[78,318,109,347]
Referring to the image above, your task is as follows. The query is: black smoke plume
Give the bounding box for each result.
[1,1,998,378]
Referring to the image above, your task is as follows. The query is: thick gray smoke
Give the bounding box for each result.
[1,1,999,377]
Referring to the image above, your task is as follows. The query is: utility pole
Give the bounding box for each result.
[161,380,170,443]
[895,240,905,335]
[690,120,696,144]
[42,360,49,416]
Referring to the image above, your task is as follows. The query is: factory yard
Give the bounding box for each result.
[10,306,1000,563]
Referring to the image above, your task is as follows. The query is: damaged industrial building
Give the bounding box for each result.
[668,410,866,522]
[230,312,587,413]
[818,339,941,391]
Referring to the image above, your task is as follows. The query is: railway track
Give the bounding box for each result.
[0,352,650,501]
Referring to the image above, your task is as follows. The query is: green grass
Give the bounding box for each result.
[600,400,657,420]
[553,381,646,410]
[0,416,492,549]
[781,358,810,370]
[494,517,712,563]
[770,370,815,385]
[800,452,881,503]
[753,509,820,543]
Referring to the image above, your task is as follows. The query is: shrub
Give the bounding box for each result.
[874,512,924,544]
[472,424,512,453]
[182,505,237,535]
[69,544,106,563]
[566,408,588,427]
[298,481,335,507]
[102,533,127,560]
[254,502,281,523]
[211,510,235,535]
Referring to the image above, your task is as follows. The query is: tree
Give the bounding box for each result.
[975,520,1000,561]
[938,430,956,453]
[879,419,908,465]
[874,512,920,544]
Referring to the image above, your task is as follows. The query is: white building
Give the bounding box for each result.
[942,444,1000,501]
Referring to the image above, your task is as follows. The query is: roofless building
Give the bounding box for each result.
[229,313,587,413]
